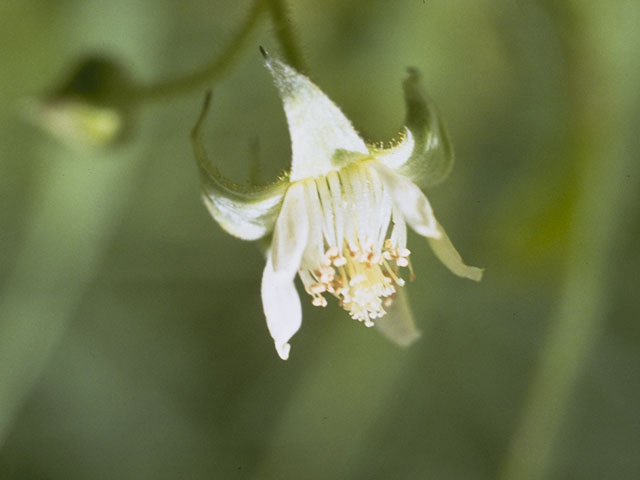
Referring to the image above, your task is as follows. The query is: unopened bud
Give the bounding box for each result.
[23,55,136,149]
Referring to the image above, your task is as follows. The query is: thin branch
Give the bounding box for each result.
[265,0,308,72]
[136,0,266,102]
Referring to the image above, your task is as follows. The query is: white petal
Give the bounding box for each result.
[428,222,484,281]
[263,54,368,181]
[375,289,421,347]
[271,183,309,275]
[370,163,440,239]
[261,253,302,360]
[261,182,310,359]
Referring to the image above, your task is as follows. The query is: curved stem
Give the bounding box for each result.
[134,0,310,102]
[499,2,640,479]
[135,0,266,102]
[265,0,308,72]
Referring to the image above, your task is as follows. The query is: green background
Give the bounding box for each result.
[1,0,639,478]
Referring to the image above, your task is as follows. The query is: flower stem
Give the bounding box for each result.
[264,0,308,72]
[498,3,640,479]
[135,0,266,102]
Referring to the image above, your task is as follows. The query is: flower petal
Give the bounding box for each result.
[375,289,421,347]
[371,163,482,281]
[370,163,440,239]
[375,68,453,188]
[261,253,302,360]
[260,182,310,359]
[428,222,484,281]
[192,91,288,240]
[262,52,368,181]
[270,183,309,275]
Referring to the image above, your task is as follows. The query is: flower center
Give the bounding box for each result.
[298,163,413,326]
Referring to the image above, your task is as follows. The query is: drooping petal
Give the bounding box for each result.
[370,163,440,239]
[428,222,484,281]
[261,253,302,360]
[270,183,309,275]
[374,68,454,188]
[261,182,310,359]
[375,289,421,347]
[372,164,482,281]
[192,91,288,240]
[262,51,368,182]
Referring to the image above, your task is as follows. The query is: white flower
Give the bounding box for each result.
[191,52,482,360]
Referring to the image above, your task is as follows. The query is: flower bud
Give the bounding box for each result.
[23,55,136,149]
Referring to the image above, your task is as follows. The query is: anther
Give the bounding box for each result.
[312,296,327,307]
[309,283,326,294]
[333,256,347,267]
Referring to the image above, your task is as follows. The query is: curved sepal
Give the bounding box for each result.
[262,49,368,182]
[191,91,288,241]
[428,221,484,281]
[375,68,454,188]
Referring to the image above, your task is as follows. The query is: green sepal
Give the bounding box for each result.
[374,68,454,188]
[191,91,289,241]
[402,68,454,186]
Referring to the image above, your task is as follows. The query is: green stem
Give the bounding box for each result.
[498,3,640,479]
[130,0,310,102]
[265,0,308,72]
[135,0,266,102]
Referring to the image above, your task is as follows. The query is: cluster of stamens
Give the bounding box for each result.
[304,239,412,327]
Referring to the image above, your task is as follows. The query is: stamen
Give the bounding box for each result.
[333,256,347,267]
[312,295,328,307]
[326,246,339,258]
[298,164,415,325]
[303,239,411,324]
[309,283,326,294]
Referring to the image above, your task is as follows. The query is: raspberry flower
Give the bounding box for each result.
[191,52,482,359]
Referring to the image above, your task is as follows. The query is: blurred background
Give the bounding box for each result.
[1,0,639,478]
